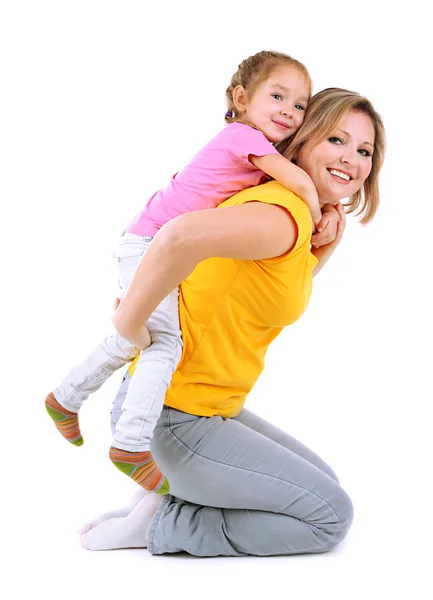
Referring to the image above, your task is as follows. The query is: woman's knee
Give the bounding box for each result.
[319,488,354,552]
[322,462,340,484]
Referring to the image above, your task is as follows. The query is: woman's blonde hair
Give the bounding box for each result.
[225,50,312,124]
[276,88,385,225]
[278,88,385,224]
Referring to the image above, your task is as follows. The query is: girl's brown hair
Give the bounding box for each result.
[280,88,386,224]
[225,50,312,124]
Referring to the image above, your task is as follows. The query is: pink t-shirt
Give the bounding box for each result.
[125,122,279,237]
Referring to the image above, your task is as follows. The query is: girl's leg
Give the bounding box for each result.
[109,287,182,493]
[80,370,151,535]
[51,333,139,413]
[111,287,182,452]
[110,370,132,436]
[51,234,152,412]
[79,370,139,534]
[45,234,148,444]
[45,234,151,446]
[46,329,140,445]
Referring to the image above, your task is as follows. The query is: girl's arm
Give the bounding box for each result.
[250,154,322,227]
[312,203,346,277]
[113,202,297,344]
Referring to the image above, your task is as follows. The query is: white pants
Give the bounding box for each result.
[53,232,182,452]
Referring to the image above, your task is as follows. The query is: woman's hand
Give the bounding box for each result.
[311,203,346,277]
[112,297,151,350]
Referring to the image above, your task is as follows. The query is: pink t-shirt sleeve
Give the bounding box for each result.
[227,125,279,169]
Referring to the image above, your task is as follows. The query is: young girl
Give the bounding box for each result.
[45,50,339,495]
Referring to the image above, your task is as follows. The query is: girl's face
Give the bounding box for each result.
[296,111,375,205]
[240,66,310,143]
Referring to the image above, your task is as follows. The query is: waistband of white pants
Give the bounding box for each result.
[121,231,154,242]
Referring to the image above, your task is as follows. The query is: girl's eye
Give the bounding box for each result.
[294,104,305,111]
[358,148,371,157]
[329,136,343,144]
[272,94,283,101]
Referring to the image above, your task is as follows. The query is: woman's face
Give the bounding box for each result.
[296,110,375,205]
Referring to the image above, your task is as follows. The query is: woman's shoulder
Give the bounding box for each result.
[221,181,313,249]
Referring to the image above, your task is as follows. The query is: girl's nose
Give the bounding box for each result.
[281,105,293,118]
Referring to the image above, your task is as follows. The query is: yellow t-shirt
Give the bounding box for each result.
[129,181,318,418]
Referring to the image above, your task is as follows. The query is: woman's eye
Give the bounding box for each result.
[294,104,305,111]
[329,137,342,144]
[272,94,283,101]
[358,148,371,157]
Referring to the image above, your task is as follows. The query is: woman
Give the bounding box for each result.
[80,88,385,556]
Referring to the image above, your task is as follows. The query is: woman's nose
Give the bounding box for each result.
[340,148,358,166]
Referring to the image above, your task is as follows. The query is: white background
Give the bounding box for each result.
[1,1,432,598]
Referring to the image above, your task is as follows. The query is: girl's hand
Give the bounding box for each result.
[311,205,340,248]
[311,203,346,276]
[327,202,346,249]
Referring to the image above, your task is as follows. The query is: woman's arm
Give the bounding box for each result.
[113,202,297,343]
[312,203,346,277]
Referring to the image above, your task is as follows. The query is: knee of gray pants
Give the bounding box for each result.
[319,490,354,552]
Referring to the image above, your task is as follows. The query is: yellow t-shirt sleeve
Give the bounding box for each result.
[218,180,316,262]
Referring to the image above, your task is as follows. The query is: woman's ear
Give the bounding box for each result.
[233,85,248,115]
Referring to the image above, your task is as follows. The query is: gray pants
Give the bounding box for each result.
[112,372,354,557]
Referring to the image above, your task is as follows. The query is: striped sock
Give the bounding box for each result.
[109,447,169,494]
[45,392,83,446]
